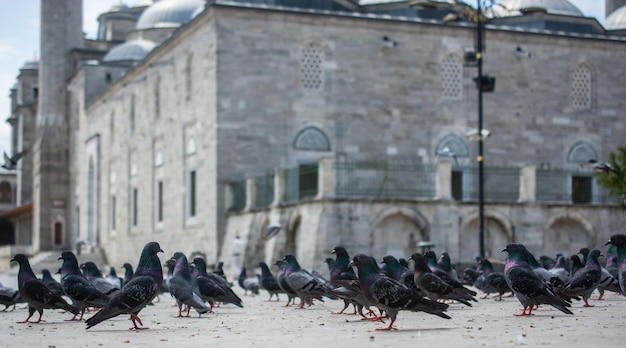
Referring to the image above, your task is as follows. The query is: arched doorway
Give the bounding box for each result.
[460,216,510,263]
[371,209,426,260]
[544,216,591,256]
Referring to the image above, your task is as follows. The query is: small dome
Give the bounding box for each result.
[495,0,583,17]
[605,5,626,30]
[132,0,154,8]
[102,39,157,63]
[136,0,205,30]
[21,59,39,70]
[110,3,131,12]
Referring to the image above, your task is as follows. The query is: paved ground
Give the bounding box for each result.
[1,273,625,348]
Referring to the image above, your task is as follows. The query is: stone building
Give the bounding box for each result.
[3,0,626,272]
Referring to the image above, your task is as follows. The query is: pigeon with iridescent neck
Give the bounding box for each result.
[562,249,603,307]
[59,251,109,320]
[605,234,626,296]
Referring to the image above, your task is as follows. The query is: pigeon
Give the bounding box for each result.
[350,253,451,331]
[539,255,556,270]
[213,261,229,283]
[605,234,626,296]
[462,267,480,286]
[409,253,476,306]
[520,247,558,284]
[502,244,573,316]
[238,267,260,296]
[437,252,460,282]
[283,254,329,309]
[10,254,80,323]
[59,251,110,320]
[258,261,283,301]
[587,159,617,173]
[2,150,27,170]
[190,257,243,311]
[122,262,134,286]
[106,266,124,289]
[475,258,511,301]
[40,269,65,298]
[547,255,570,285]
[85,241,164,330]
[569,255,584,279]
[80,261,120,296]
[329,246,358,286]
[381,255,418,290]
[274,259,298,306]
[0,282,22,311]
[168,253,210,317]
[560,249,605,307]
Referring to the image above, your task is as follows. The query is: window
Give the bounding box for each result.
[186,54,193,101]
[110,111,115,143]
[452,170,463,201]
[54,222,63,245]
[154,77,161,119]
[132,187,138,227]
[293,126,331,151]
[571,64,592,109]
[130,94,136,133]
[111,194,116,231]
[157,181,163,222]
[0,181,11,203]
[188,170,196,218]
[442,54,463,100]
[572,176,592,203]
[300,43,325,92]
[298,164,318,200]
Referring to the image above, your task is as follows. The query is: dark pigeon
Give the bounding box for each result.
[191,257,243,311]
[562,249,604,307]
[59,251,110,320]
[168,253,210,317]
[350,253,451,331]
[2,150,27,170]
[437,252,460,282]
[475,259,512,301]
[410,253,476,306]
[381,255,417,290]
[80,261,120,296]
[423,250,478,297]
[502,244,573,316]
[41,269,65,298]
[258,261,283,301]
[11,254,80,323]
[122,262,134,286]
[85,241,164,330]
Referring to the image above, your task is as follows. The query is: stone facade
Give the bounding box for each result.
[5,1,626,272]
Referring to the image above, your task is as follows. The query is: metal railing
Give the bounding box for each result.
[461,166,520,202]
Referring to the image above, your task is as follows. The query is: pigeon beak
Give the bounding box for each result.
[58,256,63,260]
[501,248,507,252]
[348,261,354,267]
[331,250,336,254]
[605,240,611,246]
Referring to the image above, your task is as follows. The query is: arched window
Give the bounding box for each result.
[435,134,469,158]
[567,141,597,164]
[293,126,331,151]
[570,63,592,109]
[300,42,325,92]
[441,54,463,100]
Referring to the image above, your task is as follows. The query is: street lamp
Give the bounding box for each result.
[411,0,497,259]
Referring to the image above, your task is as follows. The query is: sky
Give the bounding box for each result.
[0,1,608,160]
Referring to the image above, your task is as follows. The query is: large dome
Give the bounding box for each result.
[605,5,626,30]
[102,39,157,63]
[136,0,205,30]
[495,0,583,17]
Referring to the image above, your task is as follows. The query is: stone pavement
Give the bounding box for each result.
[0,280,625,348]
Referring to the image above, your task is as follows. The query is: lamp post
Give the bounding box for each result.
[411,0,496,259]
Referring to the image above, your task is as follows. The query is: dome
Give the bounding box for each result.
[495,0,583,17]
[110,3,131,12]
[132,0,154,8]
[21,59,39,70]
[605,5,626,30]
[102,39,157,63]
[136,0,205,30]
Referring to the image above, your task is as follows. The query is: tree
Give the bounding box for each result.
[595,146,626,208]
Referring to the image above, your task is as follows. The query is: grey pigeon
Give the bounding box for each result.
[168,253,210,317]
[122,262,134,286]
[0,282,22,311]
[59,251,110,320]
[238,267,260,296]
[2,150,27,170]
[283,254,328,309]
[41,269,65,298]
[502,244,573,316]
[547,255,570,286]
[605,234,626,296]
[274,259,298,306]
[191,257,243,311]
[597,253,621,300]
[475,259,511,301]
[258,261,283,301]
[81,261,120,296]
[562,249,604,307]
[350,253,451,331]
[410,253,476,306]
[423,251,478,298]
[85,241,164,330]
[105,266,123,289]
[11,254,80,323]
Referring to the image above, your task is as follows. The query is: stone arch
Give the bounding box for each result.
[544,213,593,256]
[567,141,597,164]
[370,207,428,259]
[285,211,302,258]
[243,215,270,271]
[293,126,331,152]
[435,134,470,158]
[459,211,513,263]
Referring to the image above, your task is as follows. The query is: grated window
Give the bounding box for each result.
[442,55,463,100]
[571,64,591,109]
[300,43,325,91]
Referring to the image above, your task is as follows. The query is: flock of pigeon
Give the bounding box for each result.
[1,233,626,331]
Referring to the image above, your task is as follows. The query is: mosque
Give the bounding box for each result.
[2,0,626,272]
